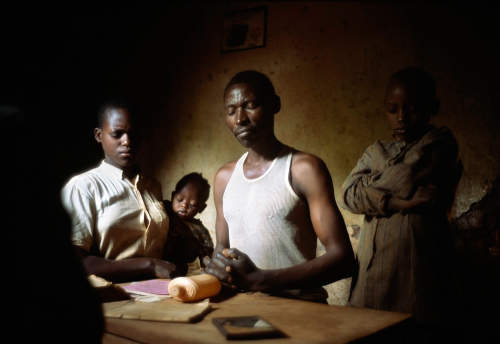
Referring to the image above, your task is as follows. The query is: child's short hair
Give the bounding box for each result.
[174,172,210,203]
[388,67,440,117]
[96,97,136,128]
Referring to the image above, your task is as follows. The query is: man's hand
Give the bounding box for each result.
[203,248,263,291]
[203,252,232,286]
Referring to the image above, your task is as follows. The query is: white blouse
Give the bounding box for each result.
[61,161,169,260]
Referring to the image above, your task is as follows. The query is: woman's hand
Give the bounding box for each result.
[151,258,179,279]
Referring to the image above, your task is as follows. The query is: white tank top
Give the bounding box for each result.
[223,148,317,270]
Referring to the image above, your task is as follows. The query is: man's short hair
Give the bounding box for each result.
[174,172,210,203]
[224,70,277,100]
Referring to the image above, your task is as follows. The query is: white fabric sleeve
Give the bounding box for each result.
[61,177,96,252]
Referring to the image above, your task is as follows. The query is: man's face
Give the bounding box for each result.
[171,183,205,220]
[384,82,430,142]
[224,83,275,148]
[94,107,137,170]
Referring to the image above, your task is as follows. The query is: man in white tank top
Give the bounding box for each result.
[204,71,354,302]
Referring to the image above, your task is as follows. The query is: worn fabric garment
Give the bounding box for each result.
[61,160,169,260]
[342,125,460,322]
[183,219,214,275]
[183,219,214,260]
[163,200,214,275]
[224,147,327,302]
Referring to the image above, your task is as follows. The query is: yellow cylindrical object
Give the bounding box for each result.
[168,274,221,302]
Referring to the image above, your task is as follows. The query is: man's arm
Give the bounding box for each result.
[213,162,236,255]
[205,153,355,291]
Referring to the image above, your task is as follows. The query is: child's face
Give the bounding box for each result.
[172,183,206,220]
[384,82,430,142]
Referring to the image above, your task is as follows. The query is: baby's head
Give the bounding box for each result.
[171,172,210,221]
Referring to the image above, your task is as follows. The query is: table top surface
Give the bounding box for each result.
[104,291,411,344]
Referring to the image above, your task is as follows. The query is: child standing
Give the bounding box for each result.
[164,173,214,275]
[342,67,461,338]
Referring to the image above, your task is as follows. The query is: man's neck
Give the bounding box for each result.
[246,136,285,164]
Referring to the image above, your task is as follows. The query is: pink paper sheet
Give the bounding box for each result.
[122,279,171,295]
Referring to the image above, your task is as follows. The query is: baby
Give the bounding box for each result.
[164,173,214,275]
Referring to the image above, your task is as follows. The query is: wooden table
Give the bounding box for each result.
[103,292,412,343]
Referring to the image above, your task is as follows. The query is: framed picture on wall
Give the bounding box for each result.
[222,6,267,53]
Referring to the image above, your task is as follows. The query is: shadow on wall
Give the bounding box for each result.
[449,175,500,341]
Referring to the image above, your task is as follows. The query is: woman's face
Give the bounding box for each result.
[384,82,430,142]
[94,107,138,170]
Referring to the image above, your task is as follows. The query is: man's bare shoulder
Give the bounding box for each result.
[290,150,333,197]
[214,160,238,193]
[215,160,237,180]
[291,150,329,175]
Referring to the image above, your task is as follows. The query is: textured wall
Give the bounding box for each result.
[124,2,499,304]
